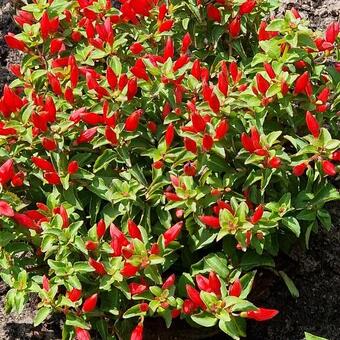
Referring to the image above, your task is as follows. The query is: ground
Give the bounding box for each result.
[0,0,339,339]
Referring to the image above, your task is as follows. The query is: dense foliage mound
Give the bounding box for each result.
[0,0,339,339]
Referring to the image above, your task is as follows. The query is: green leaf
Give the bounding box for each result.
[304,332,329,340]
[240,252,275,271]
[34,307,51,326]
[218,317,246,340]
[93,150,116,173]
[282,216,301,237]
[279,271,299,298]
[191,312,217,327]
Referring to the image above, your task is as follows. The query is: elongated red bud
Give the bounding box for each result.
[125,109,143,132]
[322,160,336,176]
[96,219,106,238]
[184,137,197,154]
[13,213,41,232]
[120,263,139,277]
[0,159,15,186]
[184,162,196,176]
[267,156,281,169]
[162,274,176,289]
[207,4,221,22]
[208,93,220,113]
[293,163,308,176]
[42,137,57,151]
[256,73,270,95]
[68,288,82,302]
[244,308,279,321]
[68,161,79,174]
[305,111,320,138]
[165,123,175,148]
[131,323,143,340]
[76,127,97,144]
[181,33,192,54]
[173,55,190,72]
[158,19,174,33]
[294,71,310,95]
[75,327,90,340]
[163,221,183,246]
[218,72,229,96]
[199,215,220,229]
[264,62,276,79]
[331,150,340,162]
[106,67,118,90]
[163,37,174,60]
[202,134,214,152]
[82,293,98,313]
[215,119,229,140]
[239,0,256,15]
[0,201,14,217]
[86,240,98,251]
[164,192,182,202]
[229,278,242,297]
[130,42,144,54]
[191,60,201,80]
[89,258,107,275]
[44,172,61,185]
[209,272,221,295]
[325,22,340,44]
[128,219,142,240]
[196,274,210,292]
[4,33,27,51]
[241,133,255,153]
[229,16,241,38]
[42,275,50,291]
[186,285,205,309]
[129,283,148,295]
[250,205,264,224]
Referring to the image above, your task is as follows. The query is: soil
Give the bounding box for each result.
[0,0,339,339]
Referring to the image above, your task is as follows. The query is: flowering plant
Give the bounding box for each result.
[0,0,339,339]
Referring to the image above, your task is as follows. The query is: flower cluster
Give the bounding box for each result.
[0,0,339,339]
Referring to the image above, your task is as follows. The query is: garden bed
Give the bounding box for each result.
[0,0,339,339]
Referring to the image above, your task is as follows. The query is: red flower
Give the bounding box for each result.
[293,163,308,176]
[76,127,98,144]
[32,157,55,172]
[207,4,221,22]
[173,55,190,72]
[0,159,15,186]
[294,72,311,96]
[244,308,279,321]
[125,109,143,132]
[130,42,144,54]
[0,201,14,217]
[256,74,270,95]
[305,111,320,138]
[325,22,339,44]
[86,241,98,251]
[0,84,24,117]
[267,156,281,169]
[184,137,197,154]
[186,285,205,309]
[264,62,276,79]
[229,278,242,297]
[191,60,201,80]
[42,137,57,151]
[75,327,90,340]
[202,134,214,152]
[184,162,196,176]
[158,19,174,33]
[89,258,107,275]
[40,12,59,39]
[13,213,41,232]
[322,160,336,176]
[131,59,149,81]
[106,67,118,90]
[42,275,50,292]
[96,219,106,238]
[67,161,79,174]
[164,192,182,202]
[199,215,220,229]
[68,288,82,302]
[229,16,241,38]
[163,221,183,246]
[162,274,176,289]
[4,33,27,52]
[131,323,143,340]
[44,172,61,185]
[128,219,142,240]
[208,93,220,113]
[250,205,264,224]
[105,126,118,145]
[82,293,98,313]
[120,263,139,277]
[181,33,192,54]
[163,37,174,60]
[218,72,229,96]
[215,119,229,140]
[239,0,256,15]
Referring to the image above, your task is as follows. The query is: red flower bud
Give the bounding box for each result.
[294,71,310,95]
[0,159,15,186]
[244,308,279,321]
[164,192,182,202]
[88,258,107,275]
[125,109,143,132]
[128,219,142,240]
[199,215,220,229]
[208,93,220,113]
[325,22,339,44]
[184,137,197,154]
[191,60,201,80]
[82,293,98,313]
[131,323,143,340]
[106,67,118,90]
[86,241,98,251]
[68,161,79,175]
[229,278,242,297]
[163,221,183,246]
[44,172,61,185]
[209,272,221,295]
[229,16,241,38]
[163,37,174,60]
[0,201,14,217]
[129,283,148,295]
[256,73,270,95]
[13,213,41,232]
[218,72,229,96]
[305,111,320,138]
[120,263,139,277]
[250,205,264,224]
[130,42,144,54]
[207,4,221,22]
[239,0,256,15]
[181,33,192,54]
[322,160,336,176]
[4,33,27,52]
[158,19,174,33]
[215,119,229,140]
[186,285,205,309]
[264,62,276,79]
[293,163,308,176]
[162,274,176,289]
[202,134,214,152]
[165,123,175,148]
[42,275,50,292]
[75,327,90,340]
[76,127,98,144]
[68,288,82,302]
[331,150,340,162]
[184,162,196,176]
[42,137,57,151]
[267,156,281,169]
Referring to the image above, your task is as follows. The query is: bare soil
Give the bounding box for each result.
[0,0,339,339]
